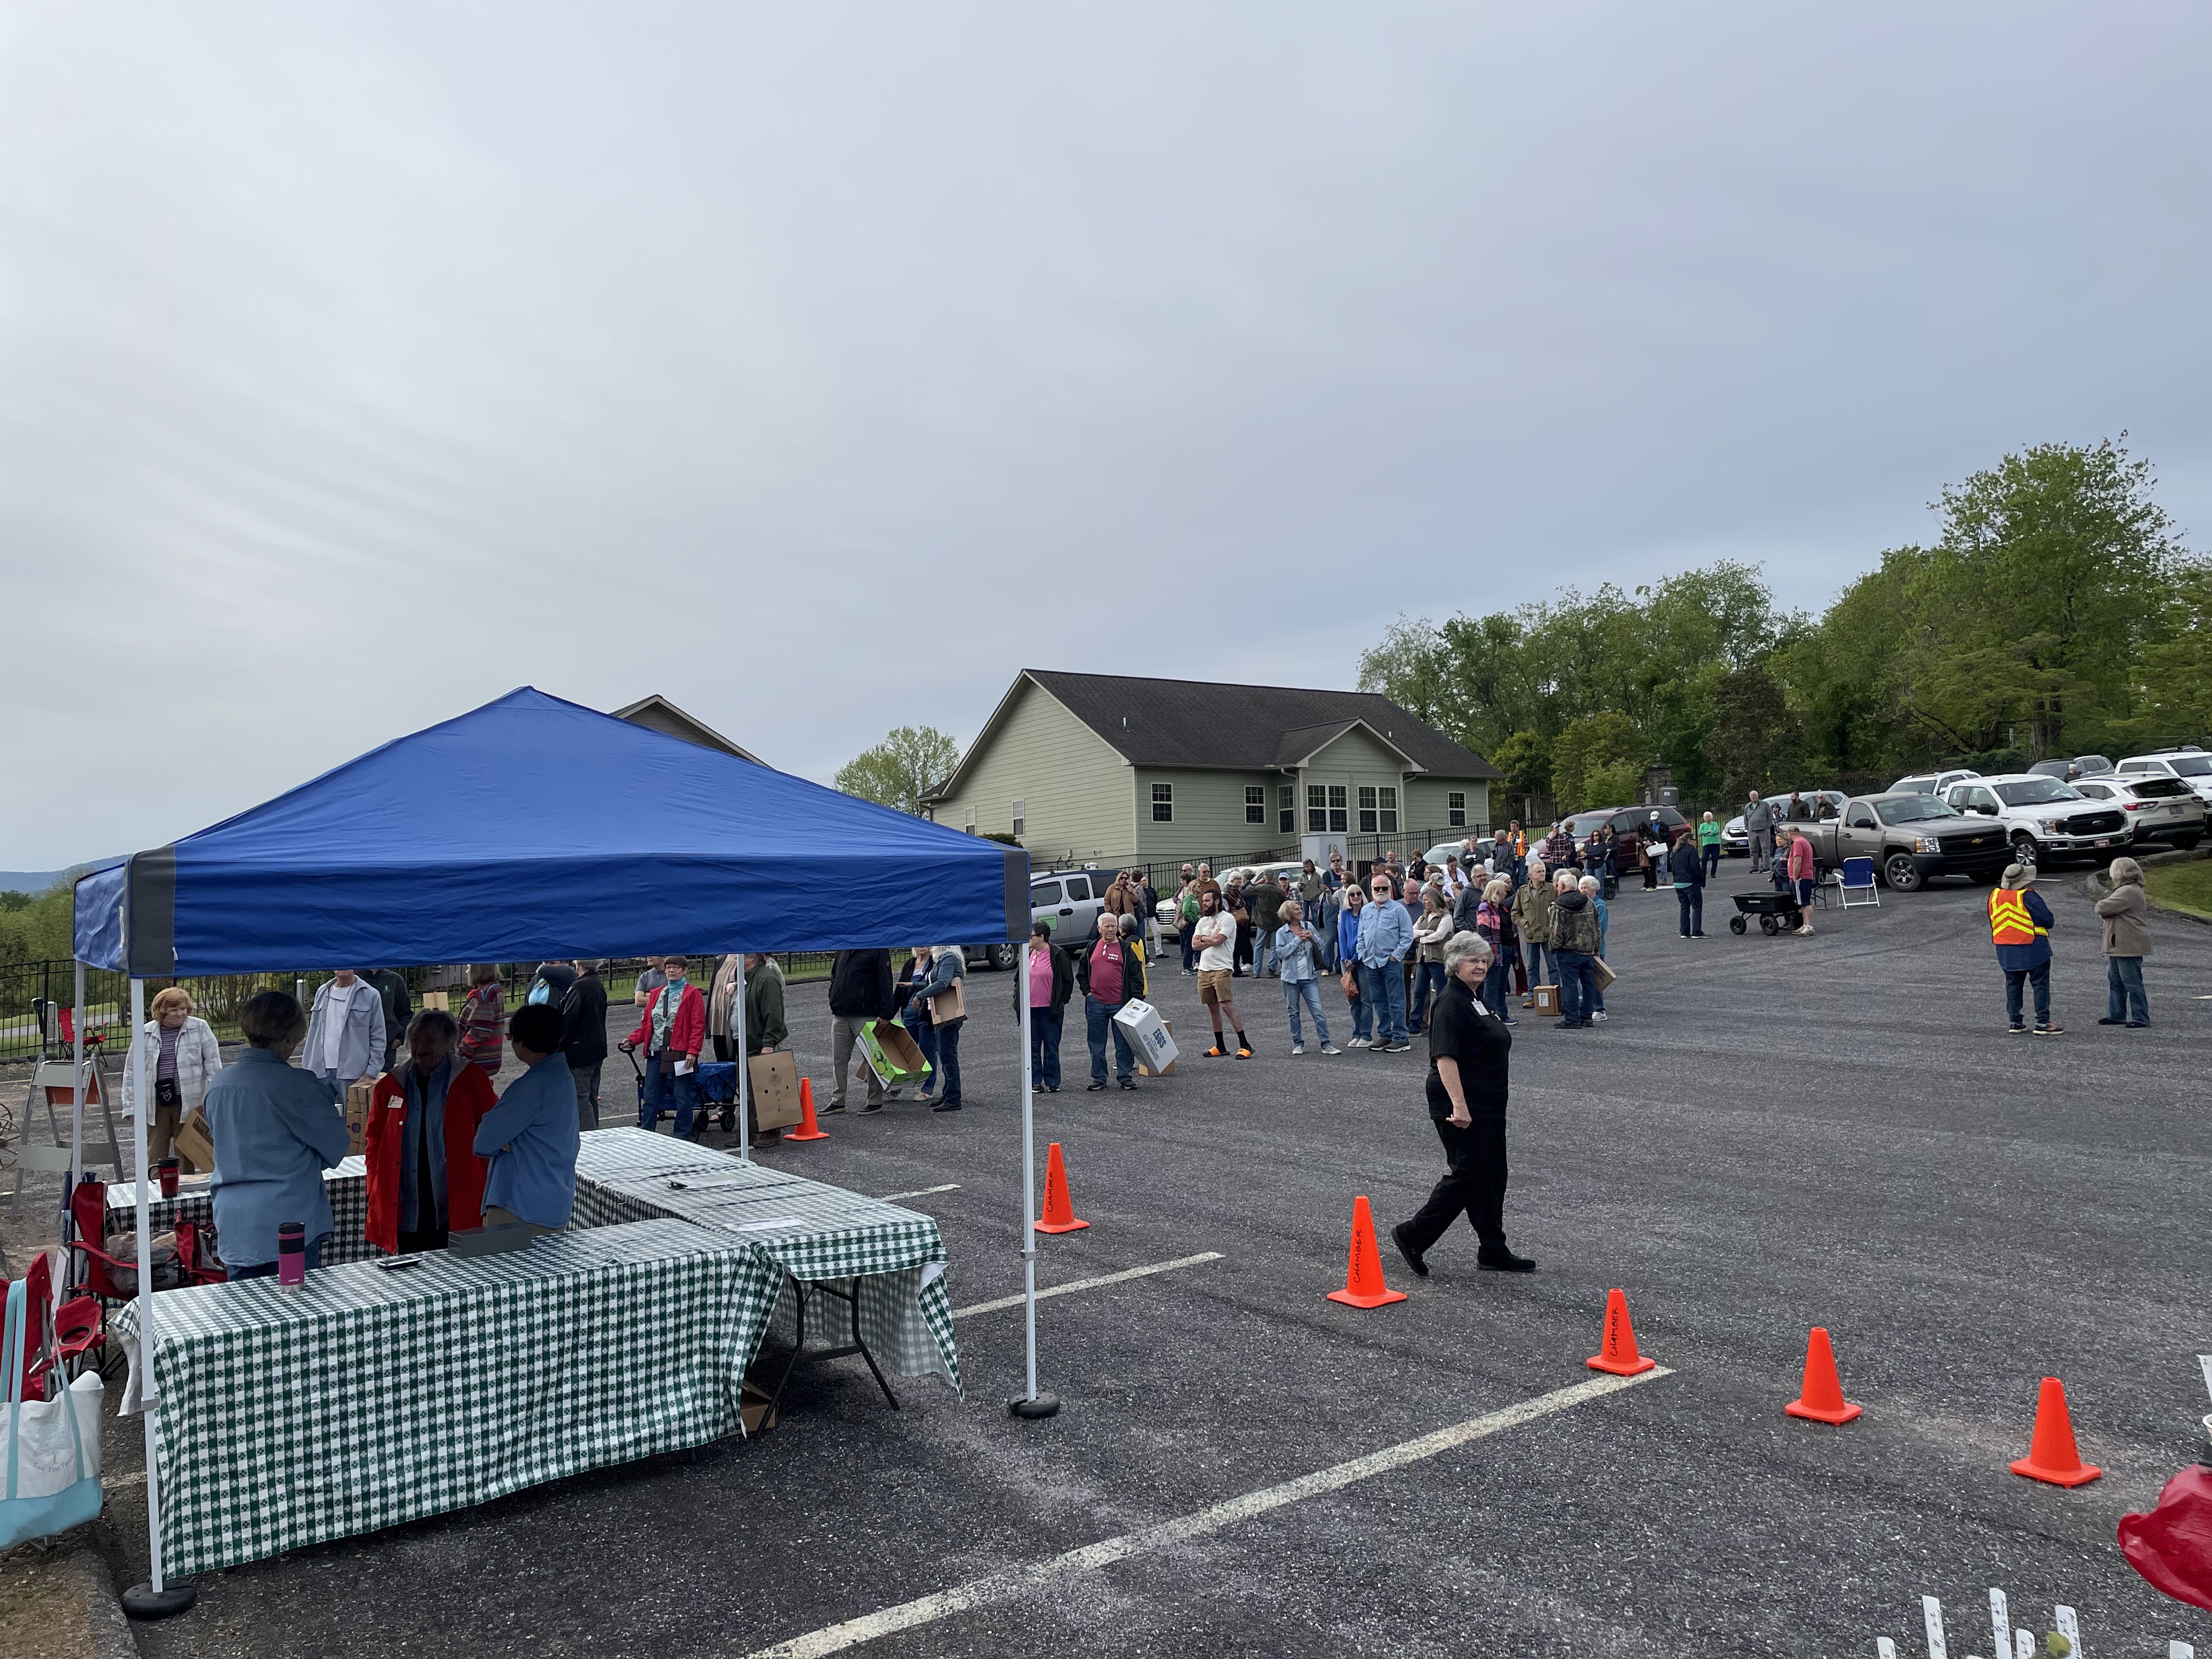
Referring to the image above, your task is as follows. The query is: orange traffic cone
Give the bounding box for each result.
[1325,1196,1408,1308]
[1784,1327,1861,1424]
[1585,1288,1657,1375]
[1034,1142,1090,1233]
[787,1077,829,1141]
[2011,1376,2101,1486]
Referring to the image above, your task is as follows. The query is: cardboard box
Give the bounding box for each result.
[1114,999,1178,1076]
[173,1108,215,1172]
[1592,957,1617,991]
[928,980,966,1024]
[1136,1015,1175,1077]
[1531,983,1562,1018]
[748,1050,804,1132]
[859,1020,929,1088]
[419,990,449,1013]
[345,1075,379,1156]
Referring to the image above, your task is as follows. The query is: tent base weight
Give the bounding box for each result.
[123,1582,198,1620]
[1009,1392,1062,1420]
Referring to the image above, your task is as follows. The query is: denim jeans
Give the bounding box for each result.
[1283,978,1331,1047]
[1702,844,1720,879]
[932,1018,964,1103]
[1590,957,1606,1014]
[1675,883,1703,936]
[1085,995,1133,1082]
[1347,967,1375,1040]
[1408,961,1447,1034]
[1554,949,1596,1026]
[1481,958,1512,1017]
[2004,962,2052,1026]
[640,1059,699,1137]
[910,1014,940,1090]
[1030,1005,1064,1088]
[1253,928,1274,978]
[1181,929,1199,972]
[1523,942,1550,993]
[571,1060,602,1131]
[1359,960,1409,1044]
[2105,956,2148,1023]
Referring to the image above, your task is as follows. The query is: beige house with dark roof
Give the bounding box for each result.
[924,671,1499,864]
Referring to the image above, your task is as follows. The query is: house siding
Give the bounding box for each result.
[932,679,1132,860]
[1299,728,1418,844]
[1133,768,1285,862]
[1404,778,1490,839]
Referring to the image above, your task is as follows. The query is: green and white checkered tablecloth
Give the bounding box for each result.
[574,1128,960,1391]
[105,1158,377,1265]
[114,1219,754,1577]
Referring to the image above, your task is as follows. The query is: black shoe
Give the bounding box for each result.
[825,1102,848,1114]
[860,1102,885,1114]
[930,1101,963,1113]
[2007,1023,2029,1034]
[2125,1020,2149,1028]
[1119,1077,1137,1090]
[1476,1248,1536,1272]
[1390,1222,1430,1278]
[1043,1084,1059,1093]
[2098,1016,2123,1025]
[1086,1080,1108,1091]
[1690,932,1708,939]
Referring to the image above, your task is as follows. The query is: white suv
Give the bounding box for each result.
[2115,750,2212,807]
[1942,774,2129,866]
[1891,768,1982,797]
[2068,775,2207,853]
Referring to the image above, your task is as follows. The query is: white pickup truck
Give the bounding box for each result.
[1940,774,2130,867]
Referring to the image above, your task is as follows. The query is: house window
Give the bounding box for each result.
[1245,785,1266,825]
[1328,785,1347,833]
[1278,784,1295,835]
[1358,786,1377,833]
[1379,786,1398,834]
[963,808,977,834]
[1447,791,1466,828]
[1011,799,1025,839]
[1152,782,1174,822]
[1307,784,1328,833]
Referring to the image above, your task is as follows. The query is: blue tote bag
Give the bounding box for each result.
[2,1278,104,1549]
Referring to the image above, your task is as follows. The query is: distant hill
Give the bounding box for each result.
[0,862,119,897]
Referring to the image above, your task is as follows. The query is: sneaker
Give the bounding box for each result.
[1796,925,1815,936]
[1592,1012,1607,1023]
[1319,1045,1341,1056]
[1690,932,1708,939]
[2007,1023,2029,1034]
[1086,1080,1108,1091]
[825,1101,848,1114]
[2125,1020,2149,1028]
[2098,1016,2124,1025]
[1679,932,1691,940]
[1118,1077,1137,1090]
[1290,1044,1305,1056]
[2034,1024,2063,1036]
[1346,1036,1371,1049]
[930,1101,963,1113]
[860,1102,886,1114]
[1388,1041,1413,1053]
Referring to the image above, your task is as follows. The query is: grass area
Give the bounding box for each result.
[2145,855,2212,919]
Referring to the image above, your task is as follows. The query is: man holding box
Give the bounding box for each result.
[1079,913,1147,1092]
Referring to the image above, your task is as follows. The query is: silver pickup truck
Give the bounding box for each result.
[1775,791,2012,891]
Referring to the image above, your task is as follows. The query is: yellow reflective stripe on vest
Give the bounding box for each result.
[1988,890,2043,944]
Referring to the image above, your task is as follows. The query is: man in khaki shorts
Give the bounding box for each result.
[1190,887,1252,1058]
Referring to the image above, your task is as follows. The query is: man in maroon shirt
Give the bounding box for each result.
[1077,913,1148,1092]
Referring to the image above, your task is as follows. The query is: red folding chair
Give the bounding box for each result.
[67,1177,139,1305]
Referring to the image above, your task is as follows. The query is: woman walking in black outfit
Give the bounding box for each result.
[1391,930,1534,1277]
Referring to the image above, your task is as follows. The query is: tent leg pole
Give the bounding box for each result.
[121,978,195,1619]
[736,956,749,1165]
[1009,939,1057,1420]
[69,961,85,1267]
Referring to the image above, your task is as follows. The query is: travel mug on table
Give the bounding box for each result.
[156,1158,180,1198]
[276,1222,306,1288]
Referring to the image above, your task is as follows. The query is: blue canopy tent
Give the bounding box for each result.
[70,688,1051,1616]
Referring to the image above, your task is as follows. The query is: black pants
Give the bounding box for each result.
[712,1035,733,1062]
[1401,1111,1509,1255]
[397,1225,448,1254]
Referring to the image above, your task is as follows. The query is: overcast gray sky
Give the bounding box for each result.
[4,3,2208,871]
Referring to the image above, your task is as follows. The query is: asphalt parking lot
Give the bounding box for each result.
[99,862,2212,1658]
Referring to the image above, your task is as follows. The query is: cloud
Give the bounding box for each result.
[2,2,2207,866]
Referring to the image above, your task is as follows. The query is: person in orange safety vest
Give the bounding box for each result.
[1989,862,2061,1035]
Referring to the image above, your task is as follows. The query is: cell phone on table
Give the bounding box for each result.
[376,1254,425,1271]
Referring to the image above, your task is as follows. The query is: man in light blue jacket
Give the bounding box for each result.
[473,1003,579,1229]
[302,969,387,1093]
[1356,873,1414,1052]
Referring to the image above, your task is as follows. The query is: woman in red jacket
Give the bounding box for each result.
[365,1008,498,1253]
[622,955,707,1139]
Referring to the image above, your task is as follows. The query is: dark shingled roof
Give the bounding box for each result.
[1025,671,1499,778]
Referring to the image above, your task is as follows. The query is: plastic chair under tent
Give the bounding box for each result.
[1835,856,1879,908]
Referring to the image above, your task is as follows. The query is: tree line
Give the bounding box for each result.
[1358,437,2211,816]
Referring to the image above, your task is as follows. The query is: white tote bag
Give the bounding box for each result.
[2,1279,104,1549]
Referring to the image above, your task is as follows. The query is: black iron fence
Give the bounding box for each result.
[0,954,834,1067]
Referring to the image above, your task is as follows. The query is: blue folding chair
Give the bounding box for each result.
[1837,856,1879,908]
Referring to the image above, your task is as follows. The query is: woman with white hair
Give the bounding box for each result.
[2087,856,2152,1026]
[123,986,224,1167]
[1389,929,1533,1278]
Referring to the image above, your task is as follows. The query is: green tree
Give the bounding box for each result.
[1703,665,1807,799]
[833,725,963,816]
[1548,713,1649,813]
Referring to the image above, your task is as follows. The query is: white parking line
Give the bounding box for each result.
[877,1183,961,1202]
[737,1365,1672,1658]
[951,1252,1225,1319]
